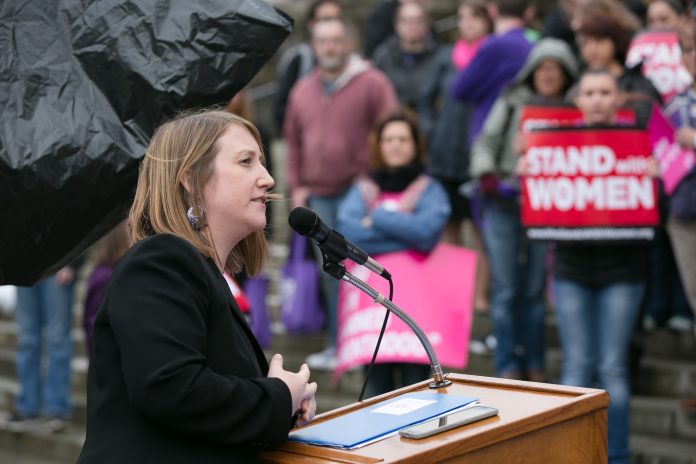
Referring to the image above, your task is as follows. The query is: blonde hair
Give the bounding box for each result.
[129,109,269,275]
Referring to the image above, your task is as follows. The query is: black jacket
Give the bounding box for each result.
[618,64,663,127]
[418,44,473,182]
[372,34,440,110]
[77,234,292,463]
[553,242,648,286]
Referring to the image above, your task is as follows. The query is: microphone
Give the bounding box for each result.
[289,207,450,390]
[288,207,391,279]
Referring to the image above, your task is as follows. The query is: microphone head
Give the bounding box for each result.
[288,207,318,236]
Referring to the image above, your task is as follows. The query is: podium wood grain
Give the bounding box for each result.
[262,373,609,463]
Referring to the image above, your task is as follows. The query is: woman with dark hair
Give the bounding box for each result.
[646,0,690,31]
[82,220,130,358]
[336,109,450,398]
[663,19,696,410]
[640,11,695,333]
[573,3,662,125]
[418,0,493,312]
[418,0,492,228]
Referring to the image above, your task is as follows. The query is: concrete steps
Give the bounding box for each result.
[631,434,696,464]
[0,411,84,464]
[631,396,696,441]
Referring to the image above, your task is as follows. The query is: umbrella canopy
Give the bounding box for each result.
[0,0,292,285]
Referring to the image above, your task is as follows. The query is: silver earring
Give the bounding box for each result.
[187,205,207,231]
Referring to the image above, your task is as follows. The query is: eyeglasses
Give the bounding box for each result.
[380,136,414,143]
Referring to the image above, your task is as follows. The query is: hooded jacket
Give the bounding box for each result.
[284,54,398,197]
[469,38,578,185]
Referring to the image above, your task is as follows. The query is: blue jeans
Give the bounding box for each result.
[481,200,547,376]
[15,276,74,418]
[308,190,348,346]
[553,278,644,464]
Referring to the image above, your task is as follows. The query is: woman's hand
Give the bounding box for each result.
[267,354,317,417]
[478,173,499,194]
[55,266,75,286]
[512,131,526,156]
[295,396,317,427]
[675,127,696,149]
[515,156,529,176]
[645,157,661,178]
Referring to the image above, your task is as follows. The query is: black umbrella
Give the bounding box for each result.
[0,0,292,285]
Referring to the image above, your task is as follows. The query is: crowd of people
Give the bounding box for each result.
[275,1,696,463]
[3,0,696,462]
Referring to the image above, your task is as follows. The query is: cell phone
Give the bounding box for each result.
[398,405,498,439]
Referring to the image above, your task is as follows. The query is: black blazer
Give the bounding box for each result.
[77,234,292,463]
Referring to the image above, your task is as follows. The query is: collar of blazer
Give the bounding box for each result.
[203,256,271,375]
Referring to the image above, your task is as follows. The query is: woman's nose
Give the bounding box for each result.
[260,167,275,189]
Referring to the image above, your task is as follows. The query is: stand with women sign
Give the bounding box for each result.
[521,127,659,241]
[519,105,637,133]
[626,30,692,103]
[333,244,476,381]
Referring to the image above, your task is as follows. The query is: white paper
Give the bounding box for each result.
[371,398,436,416]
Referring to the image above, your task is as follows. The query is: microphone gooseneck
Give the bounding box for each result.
[288,207,449,390]
[341,270,451,390]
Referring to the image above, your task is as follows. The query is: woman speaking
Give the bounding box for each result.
[77,110,316,463]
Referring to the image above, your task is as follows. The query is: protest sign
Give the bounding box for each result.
[334,244,476,380]
[520,105,636,133]
[626,30,692,102]
[521,127,659,241]
[647,107,696,195]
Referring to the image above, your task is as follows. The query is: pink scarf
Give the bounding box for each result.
[452,36,487,71]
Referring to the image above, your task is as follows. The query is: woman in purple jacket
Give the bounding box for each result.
[82,220,130,358]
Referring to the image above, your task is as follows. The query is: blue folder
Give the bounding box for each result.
[288,391,478,449]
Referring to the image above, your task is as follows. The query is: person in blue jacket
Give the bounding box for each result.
[336,109,450,397]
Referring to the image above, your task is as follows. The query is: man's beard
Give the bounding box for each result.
[317,54,346,72]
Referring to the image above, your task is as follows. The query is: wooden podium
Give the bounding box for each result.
[262,373,609,463]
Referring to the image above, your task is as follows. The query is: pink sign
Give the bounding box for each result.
[648,107,696,195]
[626,30,692,102]
[334,244,476,380]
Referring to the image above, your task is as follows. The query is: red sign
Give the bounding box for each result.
[626,30,692,102]
[520,105,636,134]
[521,128,659,240]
